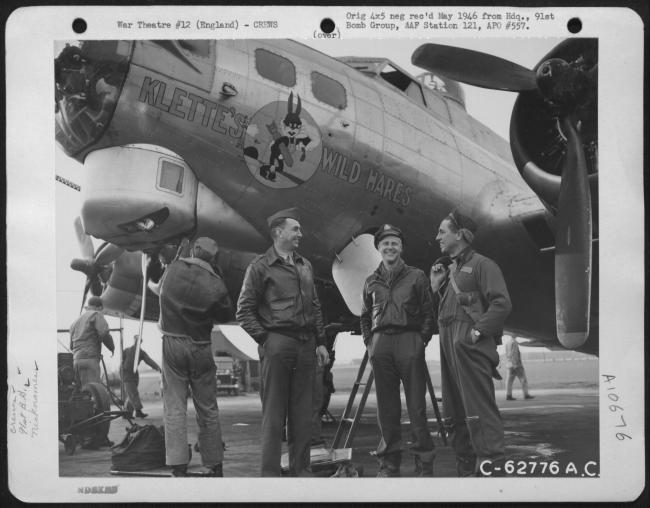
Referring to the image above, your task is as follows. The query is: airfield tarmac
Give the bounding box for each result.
[59,385,599,478]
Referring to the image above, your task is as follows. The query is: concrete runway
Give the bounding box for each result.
[59,387,599,478]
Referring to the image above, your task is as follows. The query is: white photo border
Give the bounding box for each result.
[6,5,645,503]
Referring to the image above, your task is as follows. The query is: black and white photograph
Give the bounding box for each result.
[6,5,645,503]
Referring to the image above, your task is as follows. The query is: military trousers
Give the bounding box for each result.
[311,362,325,442]
[368,330,435,472]
[161,335,224,468]
[260,332,315,477]
[123,378,143,412]
[439,320,504,475]
[74,357,101,387]
[506,366,530,398]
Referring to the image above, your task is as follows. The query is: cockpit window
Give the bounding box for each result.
[379,63,425,106]
[311,71,347,109]
[255,48,296,88]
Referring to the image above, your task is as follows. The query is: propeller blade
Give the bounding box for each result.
[94,242,125,266]
[133,253,149,374]
[554,116,592,349]
[73,217,94,259]
[412,43,538,92]
[79,279,92,315]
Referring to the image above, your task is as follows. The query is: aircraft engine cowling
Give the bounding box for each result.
[81,145,198,251]
[509,39,598,220]
[509,40,598,350]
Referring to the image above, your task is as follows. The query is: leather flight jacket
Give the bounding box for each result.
[236,247,326,346]
[360,260,434,345]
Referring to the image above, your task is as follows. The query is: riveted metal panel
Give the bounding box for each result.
[418,131,459,165]
[380,89,405,121]
[423,114,457,147]
[354,124,383,166]
[354,96,384,133]
[447,99,473,139]
[455,134,505,175]
[422,88,451,123]
[132,40,216,93]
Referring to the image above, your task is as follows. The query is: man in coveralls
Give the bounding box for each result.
[157,236,233,477]
[236,208,330,477]
[69,295,115,386]
[431,211,511,476]
[360,224,436,477]
[121,334,161,419]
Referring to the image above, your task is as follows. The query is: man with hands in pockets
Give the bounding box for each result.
[431,210,511,476]
[360,224,436,477]
[236,208,329,477]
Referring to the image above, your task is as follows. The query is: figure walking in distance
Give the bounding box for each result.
[121,334,161,419]
[505,337,533,401]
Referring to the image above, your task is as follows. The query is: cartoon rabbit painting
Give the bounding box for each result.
[258,92,319,182]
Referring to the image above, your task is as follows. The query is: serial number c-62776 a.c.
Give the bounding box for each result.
[479,460,599,477]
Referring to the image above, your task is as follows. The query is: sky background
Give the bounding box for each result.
[56,37,561,371]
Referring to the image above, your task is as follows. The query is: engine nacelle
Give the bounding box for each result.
[509,38,598,225]
[510,93,598,216]
[81,145,198,250]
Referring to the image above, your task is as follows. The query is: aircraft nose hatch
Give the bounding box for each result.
[80,145,198,250]
[55,41,132,156]
[332,234,382,316]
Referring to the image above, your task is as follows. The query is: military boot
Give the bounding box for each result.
[171,465,188,477]
[205,463,223,477]
[377,456,401,477]
[456,455,477,477]
[376,467,400,478]
[414,455,434,477]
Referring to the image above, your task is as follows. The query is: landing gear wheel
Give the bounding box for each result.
[80,382,111,448]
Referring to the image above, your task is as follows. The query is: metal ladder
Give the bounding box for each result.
[331,349,447,452]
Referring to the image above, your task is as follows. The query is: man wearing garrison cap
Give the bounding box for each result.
[236,208,329,477]
[360,224,435,477]
[69,295,115,387]
[157,236,233,477]
[431,210,512,476]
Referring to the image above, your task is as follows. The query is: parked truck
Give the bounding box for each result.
[214,354,240,396]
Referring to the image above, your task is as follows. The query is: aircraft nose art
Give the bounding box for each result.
[242,93,323,190]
